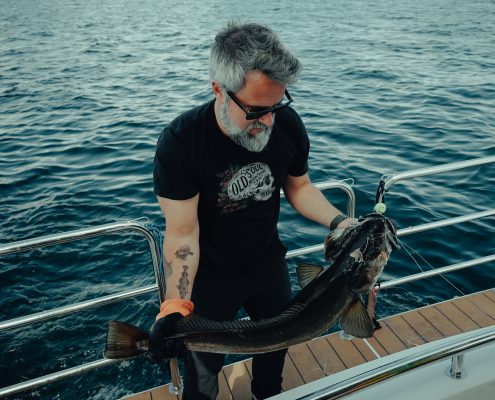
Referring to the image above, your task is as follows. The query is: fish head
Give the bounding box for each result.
[342,213,398,294]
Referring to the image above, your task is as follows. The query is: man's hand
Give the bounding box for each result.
[147,312,185,363]
[337,217,358,229]
[330,214,358,231]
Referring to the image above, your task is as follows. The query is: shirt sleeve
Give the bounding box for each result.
[153,127,199,200]
[286,111,310,177]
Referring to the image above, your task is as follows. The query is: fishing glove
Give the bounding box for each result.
[147,299,194,363]
[330,214,358,230]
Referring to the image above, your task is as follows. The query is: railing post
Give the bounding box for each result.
[448,353,465,379]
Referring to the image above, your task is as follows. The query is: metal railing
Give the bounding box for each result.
[292,179,356,218]
[0,181,355,398]
[0,157,494,398]
[0,220,164,398]
[287,155,495,400]
[293,325,495,400]
[380,156,495,194]
[287,208,495,259]
[0,220,164,332]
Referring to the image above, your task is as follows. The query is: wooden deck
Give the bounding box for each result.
[123,289,495,400]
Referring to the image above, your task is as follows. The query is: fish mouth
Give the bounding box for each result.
[369,215,399,253]
[344,213,399,294]
[325,213,399,262]
[360,213,399,250]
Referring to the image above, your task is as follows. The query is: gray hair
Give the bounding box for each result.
[209,22,302,92]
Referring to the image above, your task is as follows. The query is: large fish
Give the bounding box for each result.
[104,213,398,359]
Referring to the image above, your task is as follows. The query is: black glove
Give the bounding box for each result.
[147,312,186,363]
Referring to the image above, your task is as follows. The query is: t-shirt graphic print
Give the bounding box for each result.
[216,162,275,214]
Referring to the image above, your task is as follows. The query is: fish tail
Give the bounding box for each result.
[104,320,150,359]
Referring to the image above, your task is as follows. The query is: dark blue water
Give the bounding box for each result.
[1,0,494,398]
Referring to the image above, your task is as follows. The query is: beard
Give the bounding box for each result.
[219,99,273,153]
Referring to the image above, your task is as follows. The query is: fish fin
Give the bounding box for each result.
[338,296,374,338]
[104,321,149,359]
[296,263,325,288]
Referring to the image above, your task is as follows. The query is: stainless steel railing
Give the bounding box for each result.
[298,179,356,218]
[0,220,163,398]
[288,155,495,400]
[1,156,494,397]
[0,220,163,332]
[380,156,495,194]
[287,208,495,258]
[381,254,495,290]
[0,219,165,301]
[0,181,355,398]
[289,156,495,261]
[293,325,495,400]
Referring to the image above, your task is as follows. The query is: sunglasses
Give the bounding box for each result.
[226,90,293,120]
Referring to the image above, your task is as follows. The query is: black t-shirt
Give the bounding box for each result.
[153,99,309,273]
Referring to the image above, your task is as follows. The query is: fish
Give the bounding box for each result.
[104,213,398,359]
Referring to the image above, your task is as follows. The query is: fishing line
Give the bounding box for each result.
[338,177,355,187]
[128,216,151,225]
[398,239,465,296]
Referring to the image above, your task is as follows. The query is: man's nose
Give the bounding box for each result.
[257,112,275,127]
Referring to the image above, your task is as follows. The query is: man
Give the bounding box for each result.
[153,21,355,400]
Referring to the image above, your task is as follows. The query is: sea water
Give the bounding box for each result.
[1,0,494,398]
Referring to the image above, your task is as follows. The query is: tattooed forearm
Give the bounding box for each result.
[177,265,190,299]
[175,245,194,260]
[164,258,173,279]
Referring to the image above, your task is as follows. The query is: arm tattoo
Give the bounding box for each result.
[164,258,173,279]
[175,245,194,260]
[177,265,190,299]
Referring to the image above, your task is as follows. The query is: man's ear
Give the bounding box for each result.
[212,81,224,99]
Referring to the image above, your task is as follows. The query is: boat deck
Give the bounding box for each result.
[123,289,495,400]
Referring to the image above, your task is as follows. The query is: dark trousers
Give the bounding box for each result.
[182,252,292,400]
